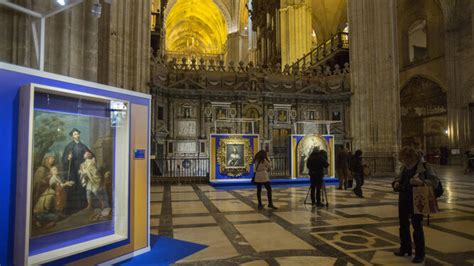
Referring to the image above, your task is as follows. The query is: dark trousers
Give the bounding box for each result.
[257,182,273,206]
[310,176,323,204]
[353,174,364,196]
[399,197,425,257]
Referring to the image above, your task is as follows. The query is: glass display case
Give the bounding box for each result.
[15,83,130,265]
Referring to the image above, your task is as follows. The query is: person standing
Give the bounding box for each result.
[351,150,365,197]
[62,128,91,214]
[253,150,277,209]
[307,149,329,207]
[336,146,350,190]
[392,146,440,263]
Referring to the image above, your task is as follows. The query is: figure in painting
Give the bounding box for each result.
[278,111,287,122]
[33,182,59,229]
[79,151,110,214]
[32,154,56,207]
[227,147,242,166]
[49,166,74,214]
[217,108,226,119]
[62,128,91,214]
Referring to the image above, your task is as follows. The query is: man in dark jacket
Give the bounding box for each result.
[62,128,91,214]
[336,146,350,190]
[350,150,364,197]
[307,149,329,207]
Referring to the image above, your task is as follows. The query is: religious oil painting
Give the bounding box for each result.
[276,109,289,123]
[297,135,329,177]
[226,144,244,167]
[30,110,114,238]
[217,137,253,177]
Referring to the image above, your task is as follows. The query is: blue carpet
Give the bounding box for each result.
[117,235,207,265]
[211,177,339,189]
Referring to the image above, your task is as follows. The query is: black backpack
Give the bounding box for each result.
[434,181,444,198]
[422,162,444,198]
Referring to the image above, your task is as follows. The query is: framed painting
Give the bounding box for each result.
[217,137,253,176]
[15,83,130,265]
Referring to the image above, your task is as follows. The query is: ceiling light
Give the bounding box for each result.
[56,0,66,6]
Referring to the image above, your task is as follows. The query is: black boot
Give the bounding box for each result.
[393,249,412,257]
[347,180,353,188]
[412,256,424,263]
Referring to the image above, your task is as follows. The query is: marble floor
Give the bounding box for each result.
[150,166,474,265]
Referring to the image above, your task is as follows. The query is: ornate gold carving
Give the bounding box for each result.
[217,136,253,177]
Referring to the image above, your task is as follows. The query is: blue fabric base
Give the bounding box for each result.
[211,177,339,189]
[117,235,207,265]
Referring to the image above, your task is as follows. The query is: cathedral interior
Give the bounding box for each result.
[2,0,474,265]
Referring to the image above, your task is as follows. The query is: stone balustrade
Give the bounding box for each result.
[150,55,351,96]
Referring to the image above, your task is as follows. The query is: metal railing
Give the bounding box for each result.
[291,31,349,71]
[151,155,291,183]
[152,157,209,184]
[270,156,290,178]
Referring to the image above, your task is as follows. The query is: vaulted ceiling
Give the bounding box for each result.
[311,0,347,42]
[165,0,228,55]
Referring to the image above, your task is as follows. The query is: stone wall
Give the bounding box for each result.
[0,0,150,93]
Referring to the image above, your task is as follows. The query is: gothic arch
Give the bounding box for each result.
[400,76,447,108]
[435,0,455,27]
[164,0,229,55]
[400,74,447,93]
[400,76,448,153]
[164,0,233,34]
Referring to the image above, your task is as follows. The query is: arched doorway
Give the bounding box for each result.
[400,76,448,164]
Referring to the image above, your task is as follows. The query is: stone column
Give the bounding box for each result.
[348,0,400,171]
[279,0,312,67]
[83,0,99,82]
[443,2,472,151]
[226,31,249,63]
[106,0,150,93]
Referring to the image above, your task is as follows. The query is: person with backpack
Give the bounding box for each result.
[253,150,277,210]
[392,146,441,264]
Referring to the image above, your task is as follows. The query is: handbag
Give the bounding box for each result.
[363,164,371,177]
[413,185,439,215]
[251,162,260,185]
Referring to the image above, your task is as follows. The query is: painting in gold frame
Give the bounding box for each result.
[217,137,253,176]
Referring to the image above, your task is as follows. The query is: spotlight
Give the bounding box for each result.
[91,0,102,18]
[56,0,66,6]
[445,129,448,135]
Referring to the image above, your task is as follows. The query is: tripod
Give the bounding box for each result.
[304,179,329,208]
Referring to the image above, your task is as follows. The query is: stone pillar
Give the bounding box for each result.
[105,0,150,93]
[83,0,99,82]
[279,0,312,67]
[348,0,400,170]
[226,31,249,63]
[248,0,258,64]
[444,3,472,151]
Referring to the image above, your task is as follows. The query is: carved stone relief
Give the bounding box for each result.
[177,120,197,137]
